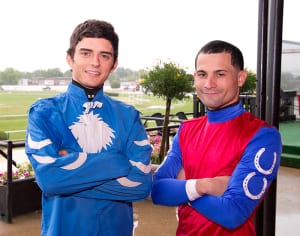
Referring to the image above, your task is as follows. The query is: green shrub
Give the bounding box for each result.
[0,131,8,140]
[105,92,119,97]
[110,80,121,89]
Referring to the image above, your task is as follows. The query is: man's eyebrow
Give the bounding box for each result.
[196,69,206,73]
[195,69,227,74]
[79,48,92,52]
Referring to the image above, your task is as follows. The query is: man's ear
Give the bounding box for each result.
[238,70,247,87]
[66,54,74,68]
[111,60,118,73]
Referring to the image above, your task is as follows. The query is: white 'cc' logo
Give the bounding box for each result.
[243,148,277,200]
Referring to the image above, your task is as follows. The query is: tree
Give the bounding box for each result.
[31,68,63,77]
[141,61,194,163]
[0,68,21,85]
[109,67,140,84]
[110,79,121,88]
[241,68,257,94]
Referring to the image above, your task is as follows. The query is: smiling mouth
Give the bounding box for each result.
[202,91,219,95]
[86,70,100,76]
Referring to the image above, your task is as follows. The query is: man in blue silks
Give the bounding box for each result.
[25,19,152,236]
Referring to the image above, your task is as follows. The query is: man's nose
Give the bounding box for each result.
[204,76,217,88]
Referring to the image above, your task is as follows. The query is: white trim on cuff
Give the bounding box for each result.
[186,179,202,201]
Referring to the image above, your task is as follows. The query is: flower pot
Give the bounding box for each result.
[0,177,42,223]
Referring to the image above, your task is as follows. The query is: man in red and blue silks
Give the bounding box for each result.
[151,40,282,236]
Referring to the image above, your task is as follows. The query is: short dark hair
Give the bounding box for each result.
[195,40,244,70]
[67,19,119,62]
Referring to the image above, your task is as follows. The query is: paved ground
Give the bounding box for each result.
[0,166,299,236]
[275,166,300,236]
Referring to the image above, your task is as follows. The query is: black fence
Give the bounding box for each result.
[280,90,297,121]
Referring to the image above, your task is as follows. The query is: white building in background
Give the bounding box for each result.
[281,40,300,91]
[27,77,72,86]
[12,77,72,92]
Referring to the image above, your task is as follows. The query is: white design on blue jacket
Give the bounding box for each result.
[69,111,115,153]
[243,147,277,200]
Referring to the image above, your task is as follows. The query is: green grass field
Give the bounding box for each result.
[0,90,194,140]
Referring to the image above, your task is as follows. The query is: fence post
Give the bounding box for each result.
[6,141,13,223]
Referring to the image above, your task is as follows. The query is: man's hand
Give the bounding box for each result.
[59,150,68,156]
[176,168,230,197]
[196,176,230,196]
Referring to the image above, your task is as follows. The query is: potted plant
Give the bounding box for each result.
[0,141,42,223]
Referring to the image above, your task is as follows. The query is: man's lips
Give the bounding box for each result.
[202,91,219,95]
[86,70,100,76]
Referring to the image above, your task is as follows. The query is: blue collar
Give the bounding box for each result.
[207,102,245,123]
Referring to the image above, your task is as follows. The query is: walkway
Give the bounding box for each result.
[0,166,298,236]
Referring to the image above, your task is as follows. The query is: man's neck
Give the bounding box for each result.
[72,80,103,101]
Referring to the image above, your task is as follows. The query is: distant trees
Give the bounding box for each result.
[110,80,121,88]
[110,67,140,81]
[241,68,257,94]
[0,68,21,85]
[109,67,141,88]
[0,67,71,85]
[30,68,65,77]
[0,67,139,85]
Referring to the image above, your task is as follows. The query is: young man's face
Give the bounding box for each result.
[67,37,118,89]
[193,52,246,110]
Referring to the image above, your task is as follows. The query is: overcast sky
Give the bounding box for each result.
[0,0,299,73]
